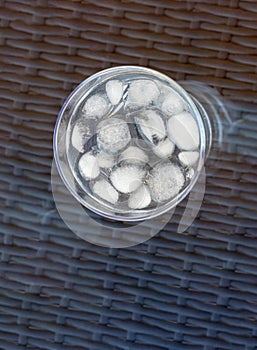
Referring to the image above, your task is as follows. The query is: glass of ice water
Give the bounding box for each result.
[54,66,211,222]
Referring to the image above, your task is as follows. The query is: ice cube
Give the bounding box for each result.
[82,94,109,119]
[128,185,151,209]
[119,146,149,164]
[97,117,131,154]
[161,91,185,117]
[110,164,146,193]
[78,152,100,180]
[148,162,185,203]
[178,151,199,167]
[167,112,200,151]
[135,110,166,145]
[97,151,115,168]
[71,118,94,153]
[152,138,175,158]
[92,179,119,204]
[127,79,160,108]
[106,80,123,105]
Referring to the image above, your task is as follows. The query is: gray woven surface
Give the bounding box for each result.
[0,1,257,349]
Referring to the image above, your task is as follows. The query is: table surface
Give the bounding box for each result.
[0,1,257,350]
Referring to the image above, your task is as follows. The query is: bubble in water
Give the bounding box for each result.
[78,152,100,180]
[97,117,131,154]
[128,185,151,209]
[92,179,119,204]
[82,94,109,119]
[167,112,200,151]
[148,162,185,203]
[135,110,166,146]
[106,80,124,105]
[127,79,160,108]
[186,168,195,181]
[110,163,146,194]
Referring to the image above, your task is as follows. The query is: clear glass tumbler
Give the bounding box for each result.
[53,66,212,222]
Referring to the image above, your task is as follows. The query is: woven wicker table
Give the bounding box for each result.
[0,1,257,349]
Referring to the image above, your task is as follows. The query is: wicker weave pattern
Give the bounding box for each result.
[0,1,257,349]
